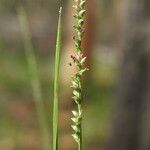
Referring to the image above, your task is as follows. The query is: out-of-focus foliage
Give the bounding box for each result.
[0,0,119,149]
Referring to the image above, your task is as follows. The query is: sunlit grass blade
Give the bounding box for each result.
[53,7,62,150]
[17,5,50,150]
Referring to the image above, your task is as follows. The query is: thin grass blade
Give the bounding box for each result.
[53,7,62,150]
[17,5,50,150]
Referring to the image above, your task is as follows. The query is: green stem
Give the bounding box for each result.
[78,104,82,150]
[78,142,81,150]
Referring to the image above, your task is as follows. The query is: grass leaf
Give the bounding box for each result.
[53,7,62,150]
[17,5,50,150]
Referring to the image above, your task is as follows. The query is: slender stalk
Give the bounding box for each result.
[71,0,87,150]
[17,5,50,150]
[53,7,62,150]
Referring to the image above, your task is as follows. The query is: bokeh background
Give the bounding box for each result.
[0,0,150,150]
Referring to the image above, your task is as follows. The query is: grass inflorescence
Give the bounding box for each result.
[71,0,87,150]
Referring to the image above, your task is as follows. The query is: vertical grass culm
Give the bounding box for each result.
[53,7,62,150]
[71,0,87,150]
[17,5,50,150]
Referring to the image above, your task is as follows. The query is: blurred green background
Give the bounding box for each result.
[0,0,120,149]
